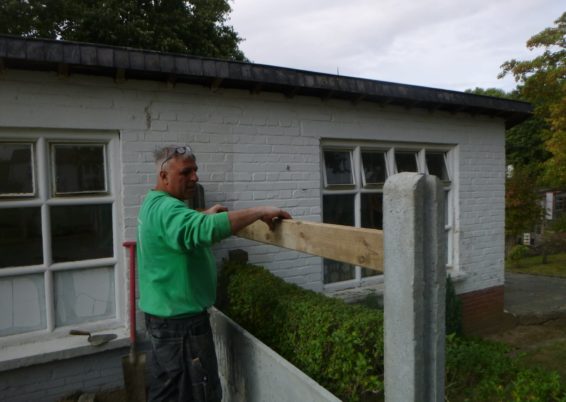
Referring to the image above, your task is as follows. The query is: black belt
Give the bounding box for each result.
[145,310,207,322]
[145,310,210,336]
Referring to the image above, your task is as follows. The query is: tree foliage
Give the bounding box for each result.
[505,167,543,246]
[465,87,516,99]
[0,0,246,60]
[506,116,550,175]
[466,88,550,172]
[500,12,566,187]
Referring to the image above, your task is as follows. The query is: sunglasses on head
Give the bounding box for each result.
[160,146,193,171]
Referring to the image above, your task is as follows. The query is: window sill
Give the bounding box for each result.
[0,327,130,372]
[326,269,467,300]
[447,268,468,283]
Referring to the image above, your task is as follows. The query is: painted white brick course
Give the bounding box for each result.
[0,69,508,391]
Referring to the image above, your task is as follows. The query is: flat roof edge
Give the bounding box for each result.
[0,35,532,127]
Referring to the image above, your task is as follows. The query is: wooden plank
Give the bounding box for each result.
[236,219,384,272]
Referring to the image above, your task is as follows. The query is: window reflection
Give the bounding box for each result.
[54,144,106,194]
[324,150,353,186]
[361,193,383,230]
[55,267,115,326]
[0,274,46,336]
[0,208,43,268]
[51,204,113,262]
[0,143,34,196]
[361,193,382,278]
[426,153,450,181]
[362,151,387,186]
[395,151,418,173]
[323,194,355,283]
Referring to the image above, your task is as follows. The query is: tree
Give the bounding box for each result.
[505,167,543,253]
[465,88,550,173]
[499,12,566,187]
[0,0,246,61]
[465,87,515,99]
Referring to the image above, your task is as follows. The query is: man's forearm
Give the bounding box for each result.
[227,207,269,234]
[228,206,291,234]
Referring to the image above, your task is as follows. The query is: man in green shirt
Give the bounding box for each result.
[138,145,291,402]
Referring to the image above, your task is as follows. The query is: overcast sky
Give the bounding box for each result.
[230,0,563,92]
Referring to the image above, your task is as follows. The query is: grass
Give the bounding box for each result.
[506,252,566,277]
[521,339,566,383]
[502,251,566,389]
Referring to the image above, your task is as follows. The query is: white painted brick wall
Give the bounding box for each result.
[0,69,505,295]
[0,348,126,401]
[0,68,507,397]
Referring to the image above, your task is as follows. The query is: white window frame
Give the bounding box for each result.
[0,129,123,349]
[322,140,455,291]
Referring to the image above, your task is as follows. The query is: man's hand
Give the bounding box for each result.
[260,207,292,230]
[203,204,229,214]
[228,206,292,234]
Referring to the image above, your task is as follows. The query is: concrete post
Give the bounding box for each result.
[383,173,446,402]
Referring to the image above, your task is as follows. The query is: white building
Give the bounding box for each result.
[0,36,531,400]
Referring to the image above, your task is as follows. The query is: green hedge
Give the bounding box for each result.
[218,261,384,401]
[446,335,565,401]
[218,261,566,402]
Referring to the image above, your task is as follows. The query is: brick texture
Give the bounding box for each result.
[0,349,127,402]
[460,285,505,335]
[0,71,507,296]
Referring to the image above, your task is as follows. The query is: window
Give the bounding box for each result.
[322,142,454,289]
[555,193,566,219]
[0,132,119,339]
[323,150,354,187]
[0,143,35,196]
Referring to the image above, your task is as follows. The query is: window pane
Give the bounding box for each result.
[323,194,355,225]
[361,193,383,230]
[323,194,355,283]
[51,204,113,263]
[361,193,383,278]
[444,190,450,226]
[55,267,115,326]
[395,151,417,173]
[0,275,46,336]
[362,151,387,186]
[54,144,106,194]
[0,207,43,268]
[324,259,355,284]
[361,267,378,278]
[426,152,449,181]
[0,143,34,196]
[323,150,353,186]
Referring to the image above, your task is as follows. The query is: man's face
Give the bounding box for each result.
[161,157,199,200]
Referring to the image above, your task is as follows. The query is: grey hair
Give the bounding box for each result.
[154,145,196,173]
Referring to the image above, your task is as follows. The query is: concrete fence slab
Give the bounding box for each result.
[211,308,340,402]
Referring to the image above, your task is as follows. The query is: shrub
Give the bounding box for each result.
[218,261,384,401]
[550,214,566,232]
[508,244,531,267]
[446,335,565,401]
[218,261,566,401]
[538,230,566,263]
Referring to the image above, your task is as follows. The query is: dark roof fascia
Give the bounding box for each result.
[0,35,532,128]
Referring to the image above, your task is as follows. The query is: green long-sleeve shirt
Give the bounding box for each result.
[137,190,232,317]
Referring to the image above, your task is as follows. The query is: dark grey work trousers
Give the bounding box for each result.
[145,311,222,402]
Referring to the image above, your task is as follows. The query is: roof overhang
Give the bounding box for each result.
[0,35,532,129]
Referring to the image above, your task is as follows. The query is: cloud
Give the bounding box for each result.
[230,0,563,91]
